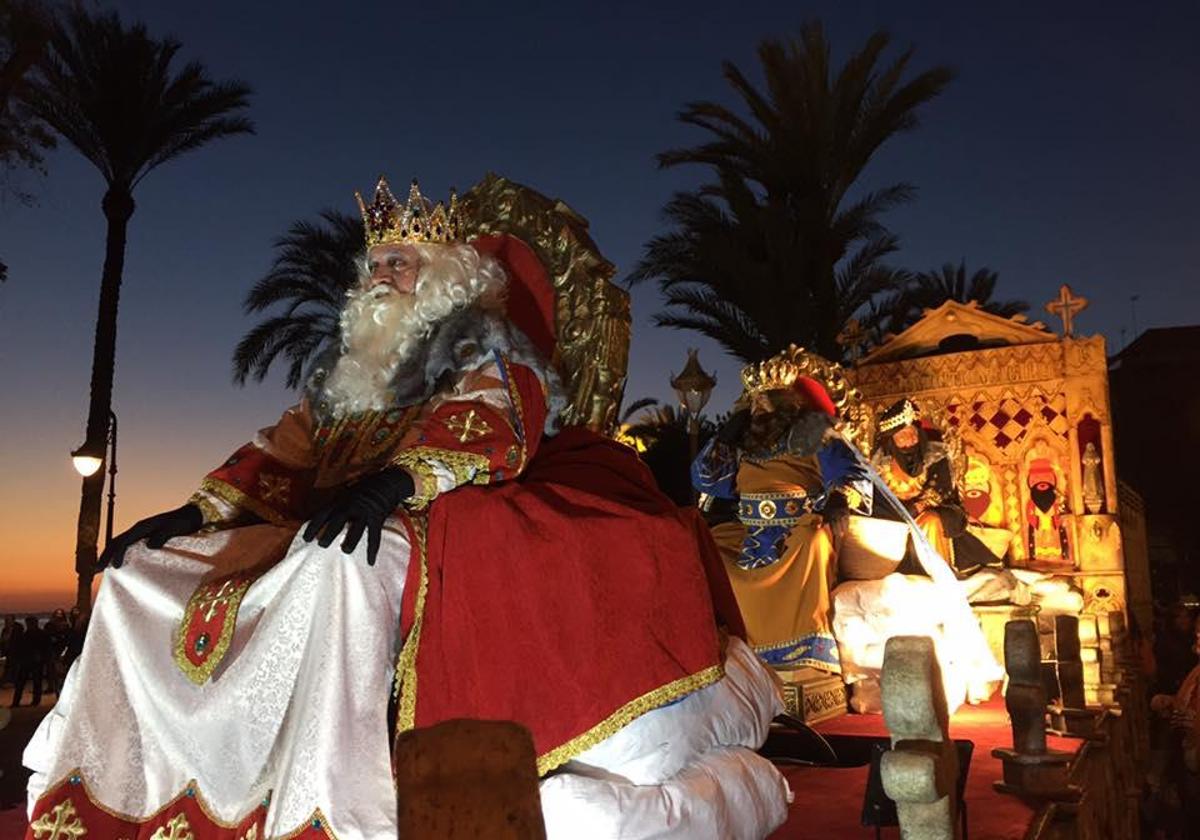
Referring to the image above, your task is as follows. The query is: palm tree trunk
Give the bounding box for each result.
[811,250,842,361]
[74,187,135,613]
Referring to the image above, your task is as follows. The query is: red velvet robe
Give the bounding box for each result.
[187,345,739,775]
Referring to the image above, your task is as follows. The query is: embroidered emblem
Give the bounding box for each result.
[505,445,520,467]
[150,813,194,840]
[29,799,87,840]
[257,474,291,506]
[174,572,260,685]
[445,410,491,443]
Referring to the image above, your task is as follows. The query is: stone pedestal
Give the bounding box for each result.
[974,603,1039,674]
[993,620,1080,801]
[879,636,959,840]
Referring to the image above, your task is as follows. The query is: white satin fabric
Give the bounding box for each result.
[24,519,411,839]
[540,747,791,840]
[25,520,789,840]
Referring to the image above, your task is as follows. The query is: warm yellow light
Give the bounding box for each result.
[73,454,103,477]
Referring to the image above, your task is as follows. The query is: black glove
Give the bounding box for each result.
[716,409,752,445]
[98,503,204,570]
[822,491,851,543]
[302,467,415,566]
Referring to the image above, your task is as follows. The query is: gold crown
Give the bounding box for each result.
[741,344,811,395]
[355,176,463,247]
[878,399,920,434]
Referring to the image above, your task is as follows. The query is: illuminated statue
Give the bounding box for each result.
[1082,442,1105,514]
[24,178,789,840]
[870,398,1002,577]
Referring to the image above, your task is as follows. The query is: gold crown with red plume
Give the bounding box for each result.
[355,176,464,247]
[740,345,812,395]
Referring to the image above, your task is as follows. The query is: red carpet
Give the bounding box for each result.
[769,697,1078,840]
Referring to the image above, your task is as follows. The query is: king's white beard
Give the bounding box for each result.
[319,243,509,418]
[321,284,425,416]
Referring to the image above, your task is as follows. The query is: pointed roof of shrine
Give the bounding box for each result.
[860,300,1057,365]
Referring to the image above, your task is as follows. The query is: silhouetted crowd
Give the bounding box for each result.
[0,609,88,708]
[1143,600,1200,838]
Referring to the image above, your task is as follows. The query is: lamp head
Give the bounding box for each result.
[71,442,104,477]
[670,349,717,418]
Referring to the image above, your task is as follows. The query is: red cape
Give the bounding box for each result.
[396,427,743,773]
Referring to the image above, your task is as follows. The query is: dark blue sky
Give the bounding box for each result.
[2,0,1199,602]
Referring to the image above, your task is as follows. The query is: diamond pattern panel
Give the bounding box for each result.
[942,391,1069,453]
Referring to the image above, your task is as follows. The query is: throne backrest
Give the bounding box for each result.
[461,174,631,436]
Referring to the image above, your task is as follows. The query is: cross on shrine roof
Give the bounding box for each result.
[1044,285,1089,337]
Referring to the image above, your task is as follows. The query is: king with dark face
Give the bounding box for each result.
[870,397,1001,578]
[692,345,872,673]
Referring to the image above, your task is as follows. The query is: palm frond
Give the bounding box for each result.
[233,209,363,388]
[633,21,952,360]
[21,7,253,190]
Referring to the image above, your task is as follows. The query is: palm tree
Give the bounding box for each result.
[865,260,1029,341]
[1,0,55,280]
[233,209,363,388]
[630,22,953,363]
[23,7,253,610]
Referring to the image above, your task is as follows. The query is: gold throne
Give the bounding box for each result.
[460,173,631,436]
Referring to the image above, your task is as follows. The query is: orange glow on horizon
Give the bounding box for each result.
[1,439,231,614]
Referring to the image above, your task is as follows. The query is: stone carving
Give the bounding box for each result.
[992,620,1077,799]
[853,343,1068,400]
[1082,442,1105,514]
[880,636,959,840]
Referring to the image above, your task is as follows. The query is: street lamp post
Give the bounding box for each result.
[670,349,717,500]
[71,409,118,562]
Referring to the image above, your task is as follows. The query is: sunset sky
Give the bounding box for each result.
[2,0,1199,612]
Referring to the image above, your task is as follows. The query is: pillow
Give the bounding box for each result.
[566,635,782,785]
[540,746,791,840]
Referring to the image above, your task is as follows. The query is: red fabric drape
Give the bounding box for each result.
[400,428,740,770]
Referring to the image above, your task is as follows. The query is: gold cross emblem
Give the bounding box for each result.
[150,814,194,840]
[1044,284,1089,337]
[257,474,291,505]
[197,580,239,622]
[29,800,87,840]
[445,410,492,443]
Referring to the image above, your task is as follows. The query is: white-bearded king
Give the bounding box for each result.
[23,178,790,840]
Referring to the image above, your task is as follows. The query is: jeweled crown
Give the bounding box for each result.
[740,345,808,395]
[878,398,921,434]
[355,176,463,247]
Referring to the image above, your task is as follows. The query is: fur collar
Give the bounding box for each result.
[305,305,565,432]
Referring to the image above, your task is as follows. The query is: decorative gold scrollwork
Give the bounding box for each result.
[29,800,87,840]
[742,344,872,455]
[149,814,194,840]
[460,173,630,436]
